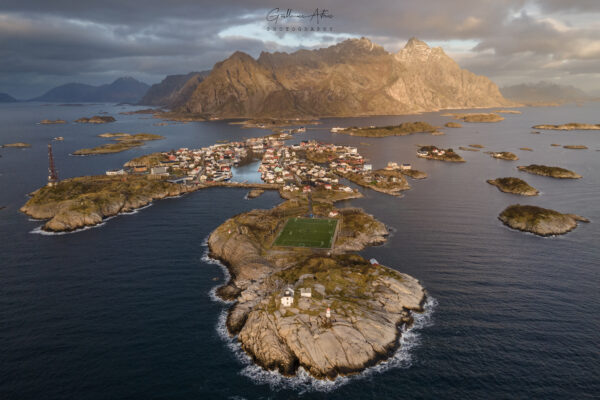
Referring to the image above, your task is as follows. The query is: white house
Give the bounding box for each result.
[400,163,412,170]
[300,288,312,298]
[281,287,294,307]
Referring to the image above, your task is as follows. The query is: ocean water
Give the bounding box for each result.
[1,103,599,399]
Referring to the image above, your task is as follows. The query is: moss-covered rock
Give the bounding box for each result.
[498,204,588,236]
[487,177,538,196]
[517,164,581,179]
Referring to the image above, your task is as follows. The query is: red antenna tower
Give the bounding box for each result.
[47,143,58,187]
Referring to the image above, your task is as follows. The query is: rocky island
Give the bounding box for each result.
[232,118,319,129]
[73,133,163,155]
[340,169,410,196]
[417,146,465,162]
[334,122,438,137]
[40,119,66,124]
[208,199,426,379]
[487,177,539,196]
[246,189,264,199]
[495,109,522,114]
[444,122,462,128]
[488,151,519,161]
[563,145,588,150]
[517,164,582,179]
[20,175,196,232]
[532,123,600,130]
[1,142,31,148]
[443,113,504,123]
[498,204,589,236]
[75,115,116,124]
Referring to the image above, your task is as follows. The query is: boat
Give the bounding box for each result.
[53,136,64,141]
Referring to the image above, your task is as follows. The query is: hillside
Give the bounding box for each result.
[0,92,17,102]
[501,81,591,105]
[31,77,149,103]
[174,37,513,118]
[140,71,210,106]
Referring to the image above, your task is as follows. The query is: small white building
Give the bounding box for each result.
[400,163,412,170]
[300,288,312,298]
[363,164,372,171]
[281,287,294,307]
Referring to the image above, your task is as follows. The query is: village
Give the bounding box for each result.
[106,133,414,195]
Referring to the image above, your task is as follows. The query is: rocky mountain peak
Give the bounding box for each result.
[404,37,429,49]
[178,36,513,117]
[330,37,387,56]
[396,37,447,63]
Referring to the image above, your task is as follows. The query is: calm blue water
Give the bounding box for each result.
[1,103,599,399]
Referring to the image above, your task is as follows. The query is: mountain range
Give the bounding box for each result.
[155,37,514,118]
[0,93,17,102]
[500,82,593,105]
[31,77,149,103]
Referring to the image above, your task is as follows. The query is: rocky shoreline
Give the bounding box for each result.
[208,200,426,379]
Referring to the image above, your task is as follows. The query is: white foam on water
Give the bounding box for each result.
[202,235,234,305]
[120,202,153,215]
[29,220,108,235]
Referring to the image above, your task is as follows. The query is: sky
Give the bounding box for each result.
[1,0,600,98]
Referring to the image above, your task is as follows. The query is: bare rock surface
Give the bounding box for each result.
[208,201,426,379]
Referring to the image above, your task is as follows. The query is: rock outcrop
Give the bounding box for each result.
[489,151,519,161]
[175,37,512,118]
[499,204,589,236]
[532,123,600,130]
[487,177,538,196]
[75,115,116,124]
[208,201,426,379]
[20,176,195,232]
[517,165,582,179]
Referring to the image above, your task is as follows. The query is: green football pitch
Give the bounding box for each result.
[273,217,338,248]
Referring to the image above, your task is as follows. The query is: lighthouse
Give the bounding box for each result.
[326,307,331,319]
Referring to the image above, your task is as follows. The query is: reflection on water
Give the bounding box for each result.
[232,160,262,183]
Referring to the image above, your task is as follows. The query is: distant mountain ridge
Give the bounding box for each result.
[0,92,18,102]
[501,82,592,105]
[140,71,210,106]
[31,77,149,103]
[167,37,514,118]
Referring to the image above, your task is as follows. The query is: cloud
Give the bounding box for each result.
[0,0,599,97]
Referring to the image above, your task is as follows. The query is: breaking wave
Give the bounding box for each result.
[202,235,234,305]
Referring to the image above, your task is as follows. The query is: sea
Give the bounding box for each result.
[0,102,598,399]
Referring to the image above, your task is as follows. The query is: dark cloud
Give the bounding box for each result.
[0,0,598,98]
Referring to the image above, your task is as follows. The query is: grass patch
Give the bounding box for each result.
[273,217,337,248]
